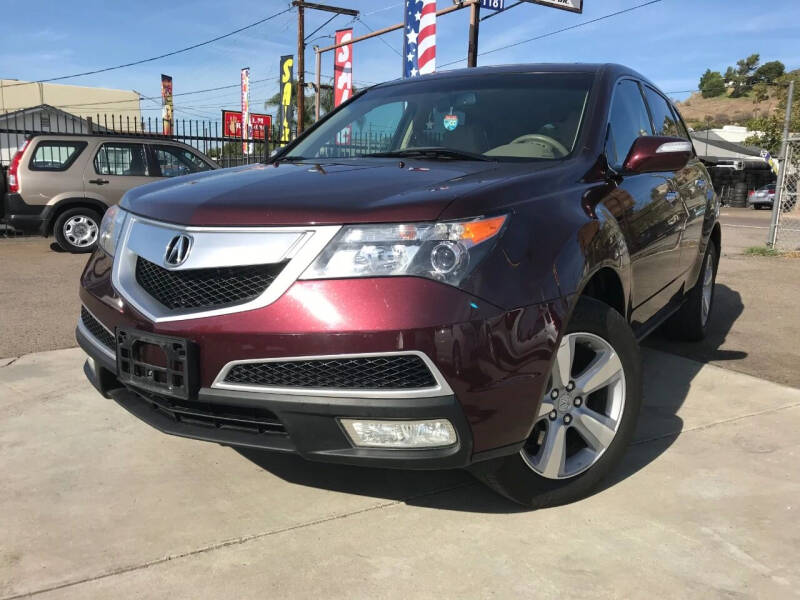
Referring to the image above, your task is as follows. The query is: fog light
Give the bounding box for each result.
[340,419,457,448]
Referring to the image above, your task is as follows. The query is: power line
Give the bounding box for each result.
[356,16,403,58]
[305,13,340,42]
[440,0,666,69]
[3,5,293,88]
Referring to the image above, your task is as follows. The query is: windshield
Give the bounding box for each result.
[285,72,593,162]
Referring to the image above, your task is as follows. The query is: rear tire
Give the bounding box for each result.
[663,243,717,342]
[471,297,642,509]
[53,207,101,253]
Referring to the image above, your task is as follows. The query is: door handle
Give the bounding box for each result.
[665,191,679,203]
[88,178,109,185]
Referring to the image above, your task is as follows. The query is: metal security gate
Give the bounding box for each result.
[771,136,800,251]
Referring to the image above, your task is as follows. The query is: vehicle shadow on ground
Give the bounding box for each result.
[238,283,745,512]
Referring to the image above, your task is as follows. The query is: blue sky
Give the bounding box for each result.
[2,0,799,120]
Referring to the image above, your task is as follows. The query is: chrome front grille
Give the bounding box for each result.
[135,257,286,310]
[112,215,341,323]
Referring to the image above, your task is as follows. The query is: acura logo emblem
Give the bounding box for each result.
[164,234,192,267]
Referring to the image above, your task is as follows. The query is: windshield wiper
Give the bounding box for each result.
[361,147,494,162]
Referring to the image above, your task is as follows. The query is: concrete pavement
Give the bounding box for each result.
[2,346,799,599]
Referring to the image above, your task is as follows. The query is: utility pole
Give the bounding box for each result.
[292,1,359,134]
[467,1,480,68]
[768,79,795,247]
[296,2,305,134]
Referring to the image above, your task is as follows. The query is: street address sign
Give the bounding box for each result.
[480,0,505,10]
[523,0,583,13]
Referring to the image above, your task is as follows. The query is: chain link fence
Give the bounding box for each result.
[772,136,800,251]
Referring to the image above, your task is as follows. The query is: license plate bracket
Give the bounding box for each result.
[116,328,197,400]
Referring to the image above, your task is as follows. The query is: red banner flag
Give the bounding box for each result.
[334,29,353,107]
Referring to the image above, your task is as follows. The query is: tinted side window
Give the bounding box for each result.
[94,143,149,176]
[643,87,681,137]
[30,141,87,171]
[153,145,211,177]
[606,80,653,169]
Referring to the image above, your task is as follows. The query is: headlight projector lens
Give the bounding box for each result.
[430,242,466,274]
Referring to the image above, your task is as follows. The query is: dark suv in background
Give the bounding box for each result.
[77,64,720,508]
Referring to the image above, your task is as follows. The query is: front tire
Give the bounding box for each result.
[53,207,101,253]
[471,297,642,508]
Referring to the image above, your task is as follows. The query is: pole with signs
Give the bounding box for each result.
[241,68,251,155]
[161,75,173,135]
[279,55,294,145]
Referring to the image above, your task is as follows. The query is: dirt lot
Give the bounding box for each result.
[2,208,798,387]
[0,239,86,359]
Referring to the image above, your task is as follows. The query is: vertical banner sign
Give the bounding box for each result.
[161,75,173,135]
[334,29,353,107]
[241,67,251,155]
[403,0,437,78]
[279,55,294,145]
[334,28,353,146]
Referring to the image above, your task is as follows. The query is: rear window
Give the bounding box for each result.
[94,143,149,176]
[29,141,87,171]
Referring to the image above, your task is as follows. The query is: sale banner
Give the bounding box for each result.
[241,67,251,154]
[334,28,353,107]
[279,55,294,144]
[161,74,173,135]
[334,29,353,145]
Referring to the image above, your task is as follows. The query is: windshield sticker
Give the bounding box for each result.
[443,114,459,131]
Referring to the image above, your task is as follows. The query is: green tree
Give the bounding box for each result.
[725,53,761,97]
[754,60,785,84]
[699,69,726,98]
[745,70,800,154]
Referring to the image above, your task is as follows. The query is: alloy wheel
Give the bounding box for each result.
[63,215,99,248]
[521,332,626,480]
[701,255,714,326]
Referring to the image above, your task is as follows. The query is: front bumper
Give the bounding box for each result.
[79,327,475,469]
[79,249,565,468]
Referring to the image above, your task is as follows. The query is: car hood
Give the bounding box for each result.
[121,159,511,226]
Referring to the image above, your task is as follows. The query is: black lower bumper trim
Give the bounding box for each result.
[80,331,475,469]
[2,193,46,233]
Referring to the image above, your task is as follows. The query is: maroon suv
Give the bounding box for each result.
[77,64,720,507]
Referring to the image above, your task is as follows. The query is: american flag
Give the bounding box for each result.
[403,0,436,78]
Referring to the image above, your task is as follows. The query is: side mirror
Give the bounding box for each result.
[623,136,693,174]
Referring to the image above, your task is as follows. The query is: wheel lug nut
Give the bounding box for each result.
[566,381,575,391]
[550,389,559,399]
[548,410,558,421]
[564,414,572,424]
[574,397,582,407]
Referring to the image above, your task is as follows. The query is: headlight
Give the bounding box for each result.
[301,215,507,286]
[98,205,128,256]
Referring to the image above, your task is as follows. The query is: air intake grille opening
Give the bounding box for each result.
[223,355,438,390]
[141,391,286,435]
[81,306,115,351]
[135,257,285,310]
